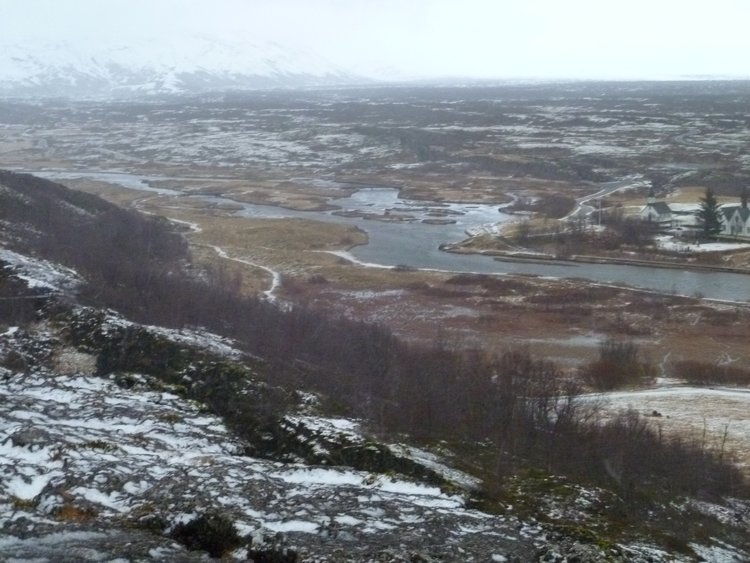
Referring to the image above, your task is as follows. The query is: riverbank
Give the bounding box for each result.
[24,169,750,301]
[442,245,750,276]
[18,168,750,376]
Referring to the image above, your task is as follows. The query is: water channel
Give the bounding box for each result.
[32,170,750,303]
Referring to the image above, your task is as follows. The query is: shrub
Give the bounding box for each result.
[526,285,619,305]
[582,339,655,390]
[578,409,743,499]
[392,264,416,272]
[0,265,42,325]
[169,512,242,558]
[508,193,576,219]
[670,360,750,386]
[446,273,531,294]
[247,532,298,563]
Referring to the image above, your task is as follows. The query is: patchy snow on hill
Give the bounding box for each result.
[1,246,746,561]
[0,36,363,99]
[0,349,528,560]
[73,305,246,362]
[1,248,83,294]
[594,384,750,473]
[0,307,700,562]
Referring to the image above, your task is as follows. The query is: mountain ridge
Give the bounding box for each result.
[0,37,368,98]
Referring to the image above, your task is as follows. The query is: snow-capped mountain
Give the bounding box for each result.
[0,36,366,98]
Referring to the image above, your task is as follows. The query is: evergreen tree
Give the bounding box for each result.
[695,188,723,238]
[741,185,748,209]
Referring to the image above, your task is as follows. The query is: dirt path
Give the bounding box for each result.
[564,177,645,222]
[129,194,281,302]
[206,244,282,303]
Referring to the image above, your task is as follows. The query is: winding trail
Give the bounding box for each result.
[316,250,393,270]
[127,192,280,302]
[205,244,282,303]
[564,176,646,222]
[165,217,203,234]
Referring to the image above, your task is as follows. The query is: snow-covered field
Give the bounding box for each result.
[595,382,750,471]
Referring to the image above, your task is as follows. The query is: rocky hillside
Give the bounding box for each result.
[0,250,649,562]
[1,171,750,561]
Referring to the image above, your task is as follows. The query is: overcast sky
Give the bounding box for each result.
[3,0,749,80]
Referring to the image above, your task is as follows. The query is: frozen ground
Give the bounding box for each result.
[1,83,748,191]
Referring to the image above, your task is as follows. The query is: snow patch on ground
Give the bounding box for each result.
[90,307,245,360]
[690,542,747,563]
[594,385,750,471]
[655,235,750,253]
[0,247,83,293]
[388,443,482,491]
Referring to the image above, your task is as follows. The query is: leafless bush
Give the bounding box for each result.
[307,274,328,284]
[526,285,619,305]
[0,265,43,325]
[507,193,576,219]
[600,216,658,249]
[392,264,417,272]
[624,298,670,318]
[575,409,742,499]
[446,273,531,294]
[582,339,655,390]
[670,360,750,387]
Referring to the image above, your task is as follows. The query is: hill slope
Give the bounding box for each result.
[0,290,531,561]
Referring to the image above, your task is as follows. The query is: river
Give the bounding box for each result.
[29,170,750,303]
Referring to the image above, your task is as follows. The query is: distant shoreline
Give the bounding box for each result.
[442,246,750,275]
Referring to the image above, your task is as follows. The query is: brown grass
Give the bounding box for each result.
[56,503,98,523]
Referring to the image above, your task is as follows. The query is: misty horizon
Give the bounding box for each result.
[2,0,749,84]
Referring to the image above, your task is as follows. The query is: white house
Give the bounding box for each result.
[721,204,750,237]
[640,189,673,228]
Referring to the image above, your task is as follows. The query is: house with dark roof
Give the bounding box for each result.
[639,189,673,228]
[721,205,750,237]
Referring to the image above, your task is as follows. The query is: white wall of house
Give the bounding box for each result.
[640,204,672,227]
[720,206,750,237]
